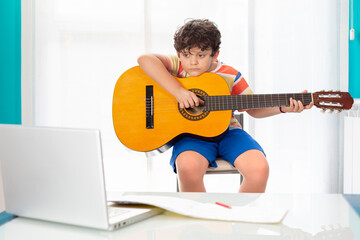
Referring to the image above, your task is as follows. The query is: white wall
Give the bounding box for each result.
[0,164,5,212]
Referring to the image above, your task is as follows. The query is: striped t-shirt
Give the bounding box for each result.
[165,55,253,126]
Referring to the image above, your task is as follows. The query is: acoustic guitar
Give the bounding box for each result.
[112,66,354,152]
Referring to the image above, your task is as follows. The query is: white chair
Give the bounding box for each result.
[176,113,244,191]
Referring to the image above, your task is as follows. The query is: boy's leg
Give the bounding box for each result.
[233,149,269,193]
[175,150,209,192]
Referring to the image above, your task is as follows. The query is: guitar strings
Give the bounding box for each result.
[146,95,313,100]
[143,97,312,104]
[146,95,313,101]
[140,95,314,113]
[138,93,344,113]
[145,96,314,102]
[145,97,313,107]
[144,97,314,107]
[143,102,314,113]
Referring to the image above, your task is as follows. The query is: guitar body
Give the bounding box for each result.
[112,66,232,152]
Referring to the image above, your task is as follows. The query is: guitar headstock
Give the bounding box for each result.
[313,91,354,112]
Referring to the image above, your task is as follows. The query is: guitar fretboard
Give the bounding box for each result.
[203,93,313,111]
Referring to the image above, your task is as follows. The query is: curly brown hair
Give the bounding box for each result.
[174,19,221,56]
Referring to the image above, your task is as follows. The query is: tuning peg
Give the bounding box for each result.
[335,109,342,114]
[328,90,333,92]
[321,108,326,113]
[328,109,334,113]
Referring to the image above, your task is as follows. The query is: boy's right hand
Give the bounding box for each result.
[175,88,204,109]
[137,54,204,109]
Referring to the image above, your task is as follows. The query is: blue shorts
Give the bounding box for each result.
[170,127,265,173]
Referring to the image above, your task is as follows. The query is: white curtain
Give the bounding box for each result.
[30,0,345,193]
[250,0,344,193]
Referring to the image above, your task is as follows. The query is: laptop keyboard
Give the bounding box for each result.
[107,207,131,218]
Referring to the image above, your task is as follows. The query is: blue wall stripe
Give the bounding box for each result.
[0,0,21,124]
[0,211,16,225]
[349,0,360,98]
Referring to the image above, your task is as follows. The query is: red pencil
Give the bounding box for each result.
[215,202,232,209]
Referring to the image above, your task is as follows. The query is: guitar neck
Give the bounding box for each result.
[204,93,313,111]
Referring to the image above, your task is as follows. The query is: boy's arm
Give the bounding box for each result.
[137,54,201,109]
[247,90,313,118]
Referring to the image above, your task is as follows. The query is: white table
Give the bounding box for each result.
[1,192,359,240]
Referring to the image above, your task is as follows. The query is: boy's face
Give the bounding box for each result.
[178,47,219,77]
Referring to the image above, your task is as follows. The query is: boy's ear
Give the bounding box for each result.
[212,50,220,61]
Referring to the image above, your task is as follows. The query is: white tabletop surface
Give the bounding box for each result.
[1,192,359,240]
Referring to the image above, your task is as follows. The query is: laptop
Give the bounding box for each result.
[0,125,163,230]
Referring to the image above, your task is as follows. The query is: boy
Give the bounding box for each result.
[138,19,313,192]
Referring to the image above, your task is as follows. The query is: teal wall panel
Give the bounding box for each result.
[349,0,360,98]
[0,0,21,124]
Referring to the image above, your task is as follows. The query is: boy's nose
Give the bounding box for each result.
[190,56,198,65]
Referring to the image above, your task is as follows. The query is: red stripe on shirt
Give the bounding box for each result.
[231,77,249,95]
[216,65,239,75]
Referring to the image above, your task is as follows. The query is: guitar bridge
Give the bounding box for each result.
[146,86,154,129]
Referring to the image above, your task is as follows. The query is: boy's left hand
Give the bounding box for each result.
[281,90,314,113]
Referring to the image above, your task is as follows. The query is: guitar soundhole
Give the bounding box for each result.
[178,89,210,121]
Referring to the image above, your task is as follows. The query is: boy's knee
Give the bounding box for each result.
[237,153,269,183]
[255,160,269,179]
[247,159,269,184]
[176,156,207,184]
[177,163,203,182]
